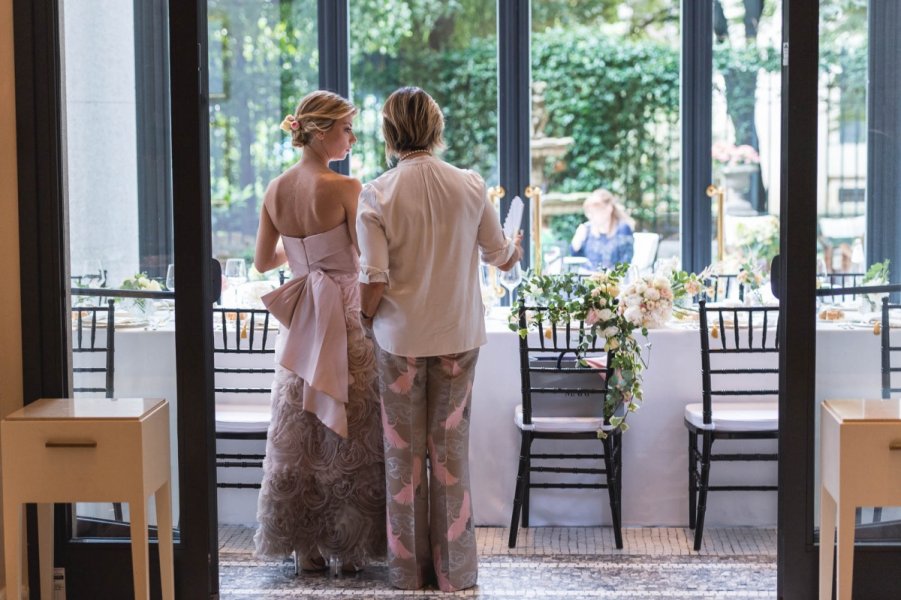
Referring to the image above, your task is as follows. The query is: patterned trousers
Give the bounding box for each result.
[377,347,480,592]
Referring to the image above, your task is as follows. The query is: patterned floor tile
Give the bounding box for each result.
[219,526,777,599]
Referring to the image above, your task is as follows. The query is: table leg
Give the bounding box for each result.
[3,500,22,600]
[130,496,150,600]
[37,503,54,600]
[155,481,175,600]
[836,503,857,600]
[819,487,837,600]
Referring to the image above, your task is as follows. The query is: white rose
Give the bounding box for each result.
[623,306,642,325]
[645,288,660,301]
[598,308,614,321]
[653,276,669,289]
[604,325,619,337]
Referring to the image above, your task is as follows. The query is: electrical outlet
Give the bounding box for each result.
[53,567,66,600]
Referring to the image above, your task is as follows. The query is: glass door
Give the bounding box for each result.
[811,0,901,593]
[14,0,219,597]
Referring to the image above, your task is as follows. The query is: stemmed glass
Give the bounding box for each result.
[224,258,247,306]
[82,259,106,288]
[479,264,500,316]
[165,264,176,292]
[499,262,523,305]
[816,257,829,308]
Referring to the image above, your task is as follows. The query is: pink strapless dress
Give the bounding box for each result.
[253,224,385,565]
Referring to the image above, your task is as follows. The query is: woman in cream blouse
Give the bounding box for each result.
[357,86,522,592]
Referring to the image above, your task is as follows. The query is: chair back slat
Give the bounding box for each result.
[518,305,614,427]
[698,300,780,425]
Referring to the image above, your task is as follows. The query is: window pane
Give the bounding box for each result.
[61,0,178,537]
[711,0,782,273]
[349,1,498,184]
[532,1,681,274]
[209,0,318,268]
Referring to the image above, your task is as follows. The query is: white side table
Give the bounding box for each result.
[819,398,901,600]
[2,398,174,600]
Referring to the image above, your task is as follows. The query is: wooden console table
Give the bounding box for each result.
[2,397,174,600]
[819,398,901,600]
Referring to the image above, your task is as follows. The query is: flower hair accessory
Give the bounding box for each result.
[280,114,301,133]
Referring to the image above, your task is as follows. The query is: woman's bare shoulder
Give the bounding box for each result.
[319,171,362,201]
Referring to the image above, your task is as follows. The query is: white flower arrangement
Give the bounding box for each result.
[618,273,674,329]
[120,272,162,315]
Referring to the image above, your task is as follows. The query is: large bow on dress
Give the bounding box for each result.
[261,227,358,438]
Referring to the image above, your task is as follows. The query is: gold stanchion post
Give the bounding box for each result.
[706,184,725,262]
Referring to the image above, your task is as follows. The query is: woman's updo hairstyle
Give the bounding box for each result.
[381,86,445,161]
[280,90,356,149]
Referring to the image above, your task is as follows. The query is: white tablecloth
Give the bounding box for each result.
[100,317,883,527]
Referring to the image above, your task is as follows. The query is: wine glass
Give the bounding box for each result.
[82,259,105,288]
[815,257,829,309]
[479,264,499,316]
[165,264,175,292]
[224,258,247,305]
[499,262,523,305]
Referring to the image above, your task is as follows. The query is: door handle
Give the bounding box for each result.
[45,440,98,448]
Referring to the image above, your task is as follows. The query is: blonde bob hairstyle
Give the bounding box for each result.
[583,188,634,232]
[283,90,356,149]
[381,86,445,160]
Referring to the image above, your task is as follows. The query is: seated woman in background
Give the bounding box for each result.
[570,188,634,270]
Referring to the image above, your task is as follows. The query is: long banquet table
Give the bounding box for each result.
[103,312,885,527]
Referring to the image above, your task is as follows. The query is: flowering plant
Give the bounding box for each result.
[736,261,765,291]
[653,257,713,302]
[120,272,162,314]
[618,273,675,329]
[862,260,891,311]
[121,272,162,292]
[509,265,645,434]
[712,141,761,167]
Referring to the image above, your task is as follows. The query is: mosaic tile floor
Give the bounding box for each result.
[219,526,777,599]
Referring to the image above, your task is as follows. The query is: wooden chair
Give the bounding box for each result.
[213,308,276,489]
[881,297,901,399]
[685,300,779,550]
[704,274,741,303]
[509,305,623,549]
[826,272,866,302]
[71,299,116,397]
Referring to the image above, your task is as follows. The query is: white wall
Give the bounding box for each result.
[62,0,140,288]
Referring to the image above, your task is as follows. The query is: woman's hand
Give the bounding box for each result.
[499,231,524,272]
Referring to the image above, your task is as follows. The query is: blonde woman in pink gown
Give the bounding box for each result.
[252,90,385,572]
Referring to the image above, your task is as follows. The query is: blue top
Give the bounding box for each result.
[571,222,635,269]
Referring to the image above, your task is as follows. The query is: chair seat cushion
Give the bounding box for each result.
[514,404,610,433]
[215,403,271,434]
[684,401,778,432]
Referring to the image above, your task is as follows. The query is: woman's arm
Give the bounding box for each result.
[254,204,287,273]
[337,176,364,253]
[356,185,390,322]
[571,222,588,253]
